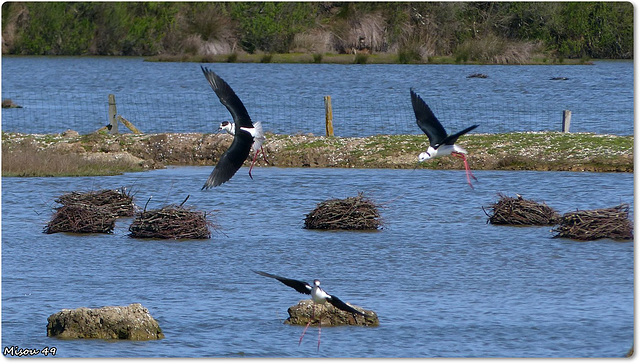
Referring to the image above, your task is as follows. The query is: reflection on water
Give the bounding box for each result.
[1,167,634,357]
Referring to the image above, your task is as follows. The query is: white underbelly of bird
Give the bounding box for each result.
[420,144,468,161]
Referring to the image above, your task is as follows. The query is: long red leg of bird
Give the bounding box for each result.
[248,149,260,180]
[299,304,314,346]
[260,146,269,163]
[461,154,477,181]
[452,152,477,188]
[317,314,321,351]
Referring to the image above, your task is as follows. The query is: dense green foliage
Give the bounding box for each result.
[1,2,633,60]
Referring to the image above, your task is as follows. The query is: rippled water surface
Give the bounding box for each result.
[1,167,633,357]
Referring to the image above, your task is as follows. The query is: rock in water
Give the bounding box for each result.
[46,303,164,340]
[284,299,379,327]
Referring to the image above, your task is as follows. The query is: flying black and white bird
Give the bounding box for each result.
[201,66,259,189]
[253,270,370,350]
[411,88,479,188]
[217,120,268,179]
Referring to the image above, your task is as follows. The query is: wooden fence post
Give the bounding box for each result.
[562,110,571,132]
[324,95,334,136]
[108,94,118,134]
[117,115,142,134]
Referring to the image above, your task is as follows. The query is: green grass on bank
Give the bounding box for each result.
[2,140,145,177]
[145,52,595,65]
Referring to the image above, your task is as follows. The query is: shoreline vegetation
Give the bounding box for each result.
[1,131,633,177]
[2,3,632,64]
[143,52,596,65]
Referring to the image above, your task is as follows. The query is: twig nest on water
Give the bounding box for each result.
[483,193,560,225]
[55,188,135,217]
[128,204,215,239]
[47,303,164,340]
[552,204,633,241]
[44,188,135,234]
[284,299,379,327]
[44,204,116,234]
[304,192,382,230]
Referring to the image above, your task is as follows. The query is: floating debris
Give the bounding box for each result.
[56,188,135,217]
[44,204,116,234]
[552,204,633,241]
[467,73,488,78]
[483,193,560,225]
[304,192,382,230]
[129,197,215,239]
[2,99,22,108]
[550,77,569,80]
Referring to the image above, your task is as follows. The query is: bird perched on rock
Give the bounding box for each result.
[253,270,371,350]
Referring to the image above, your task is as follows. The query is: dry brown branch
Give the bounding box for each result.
[128,204,216,239]
[44,205,116,234]
[552,204,633,241]
[483,193,560,225]
[304,192,382,230]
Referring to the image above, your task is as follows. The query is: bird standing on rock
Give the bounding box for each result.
[253,270,371,351]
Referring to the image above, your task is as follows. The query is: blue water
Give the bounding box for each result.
[1,57,634,136]
[1,167,633,357]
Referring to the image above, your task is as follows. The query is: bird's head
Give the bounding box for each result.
[418,151,432,162]
[418,146,437,162]
[313,279,321,287]
[217,121,233,134]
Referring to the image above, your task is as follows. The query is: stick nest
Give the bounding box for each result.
[552,204,633,241]
[55,188,135,217]
[44,188,133,234]
[44,204,116,234]
[484,193,560,225]
[304,192,382,230]
[129,204,215,239]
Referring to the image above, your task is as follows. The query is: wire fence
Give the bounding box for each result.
[1,91,633,137]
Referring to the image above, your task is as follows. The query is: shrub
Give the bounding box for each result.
[397,47,422,64]
[354,53,368,64]
[260,53,273,63]
[226,52,238,63]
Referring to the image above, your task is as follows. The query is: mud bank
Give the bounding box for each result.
[1,131,633,176]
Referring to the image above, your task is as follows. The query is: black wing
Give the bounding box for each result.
[202,135,253,189]
[442,124,479,146]
[201,66,254,129]
[253,270,312,295]
[326,294,368,316]
[201,67,254,188]
[410,88,448,147]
